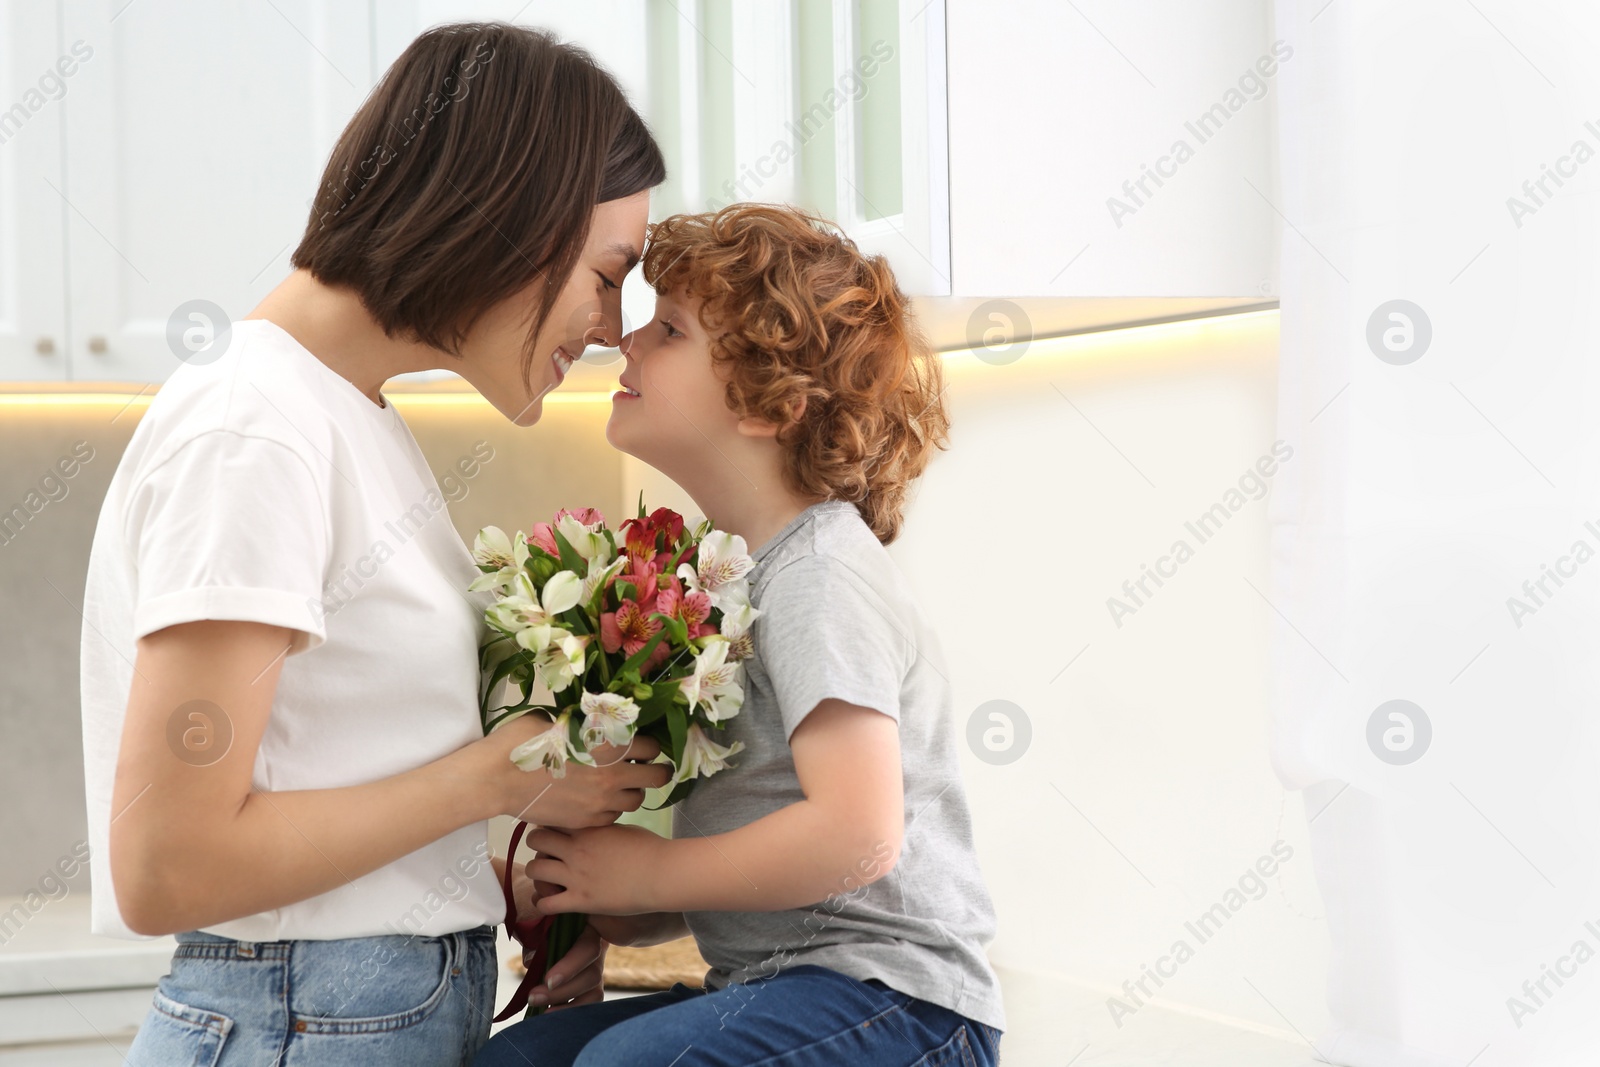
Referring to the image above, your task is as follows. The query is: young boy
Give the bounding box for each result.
[475,204,1004,1067]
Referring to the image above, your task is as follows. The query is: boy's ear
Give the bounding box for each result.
[736,396,807,438]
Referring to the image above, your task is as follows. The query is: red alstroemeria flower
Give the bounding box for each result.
[648,507,684,544]
[608,559,660,607]
[619,516,661,575]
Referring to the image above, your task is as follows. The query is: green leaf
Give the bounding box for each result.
[479,633,516,672]
[485,703,557,732]
[635,681,678,727]
[666,704,688,767]
[480,647,535,725]
[642,778,697,810]
[550,526,586,573]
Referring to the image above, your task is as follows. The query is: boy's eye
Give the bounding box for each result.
[660,319,681,339]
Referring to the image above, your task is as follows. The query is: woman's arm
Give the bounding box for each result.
[110,619,670,936]
[529,698,904,916]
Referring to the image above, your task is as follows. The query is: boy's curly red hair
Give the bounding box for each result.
[641,204,950,545]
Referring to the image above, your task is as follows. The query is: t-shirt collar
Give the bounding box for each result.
[242,318,401,429]
[751,499,853,564]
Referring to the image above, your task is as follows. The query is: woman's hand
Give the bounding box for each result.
[526,825,670,915]
[530,922,609,1012]
[471,718,671,829]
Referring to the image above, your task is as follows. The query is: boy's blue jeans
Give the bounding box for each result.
[474,963,1001,1067]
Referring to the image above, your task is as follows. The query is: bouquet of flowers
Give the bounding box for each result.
[468,499,758,1019]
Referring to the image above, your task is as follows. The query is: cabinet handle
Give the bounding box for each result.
[35,337,55,356]
[88,336,108,354]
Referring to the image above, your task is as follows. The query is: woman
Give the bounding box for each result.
[78,23,666,1066]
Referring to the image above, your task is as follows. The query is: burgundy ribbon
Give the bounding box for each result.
[492,819,557,1023]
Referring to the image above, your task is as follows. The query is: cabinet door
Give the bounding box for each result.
[0,1,69,381]
[60,0,372,383]
[645,0,950,296]
[946,0,1278,297]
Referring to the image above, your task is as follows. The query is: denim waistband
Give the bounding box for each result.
[172,924,496,962]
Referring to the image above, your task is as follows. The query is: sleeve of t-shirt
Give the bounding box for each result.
[124,429,331,655]
[755,553,911,741]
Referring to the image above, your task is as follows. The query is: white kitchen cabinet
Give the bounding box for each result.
[0,2,70,381]
[58,0,372,382]
[945,0,1278,297]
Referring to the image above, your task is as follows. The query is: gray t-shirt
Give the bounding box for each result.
[672,499,1006,1032]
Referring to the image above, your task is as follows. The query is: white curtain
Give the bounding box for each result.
[1271,2,1600,1064]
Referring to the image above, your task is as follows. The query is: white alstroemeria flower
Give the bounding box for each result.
[670,723,745,785]
[676,530,754,613]
[718,585,759,636]
[486,578,553,652]
[581,553,630,607]
[486,571,583,654]
[509,713,575,776]
[678,635,745,722]
[541,569,584,614]
[717,586,760,661]
[536,632,588,693]
[556,513,612,564]
[579,691,640,750]
[469,526,530,593]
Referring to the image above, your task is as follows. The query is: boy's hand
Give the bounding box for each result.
[527,824,669,915]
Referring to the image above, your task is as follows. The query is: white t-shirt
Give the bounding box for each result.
[79,318,504,941]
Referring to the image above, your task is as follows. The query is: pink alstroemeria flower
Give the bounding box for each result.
[656,581,717,640]
[526,523,560,558]
[556,507,606,526]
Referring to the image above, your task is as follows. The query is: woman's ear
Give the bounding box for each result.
[736,395,807,438]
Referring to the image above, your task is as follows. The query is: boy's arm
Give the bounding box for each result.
[530,698,904,915]
[583,911,692,946]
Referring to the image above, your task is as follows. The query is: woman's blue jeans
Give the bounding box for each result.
[474,963,1002,1067]
[126,925,499,1066]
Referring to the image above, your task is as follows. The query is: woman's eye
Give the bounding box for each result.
[660,320,681,339]
[598,272,621,291]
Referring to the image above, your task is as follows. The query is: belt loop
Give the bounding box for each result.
[235,941,257,959]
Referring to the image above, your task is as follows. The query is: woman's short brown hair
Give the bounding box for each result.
[642,204,951,545]
[291,22,665,390]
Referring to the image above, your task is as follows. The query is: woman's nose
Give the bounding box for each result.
[572,303,625,349]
